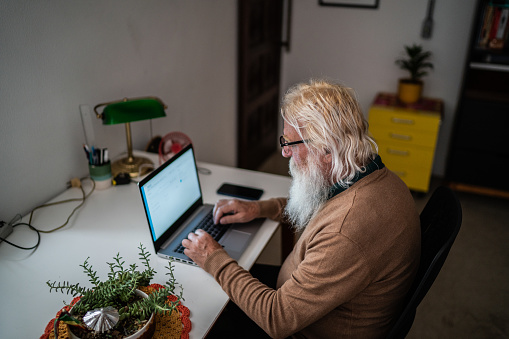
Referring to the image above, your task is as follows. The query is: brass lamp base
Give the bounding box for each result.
[111,156,154,178]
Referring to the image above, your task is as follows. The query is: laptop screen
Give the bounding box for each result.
[139,145,202,242]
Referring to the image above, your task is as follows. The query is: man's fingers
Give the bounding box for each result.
[195,229,206,236]
[218,213,236,224]
[213,200,227,215]
[182,228,223,267]
[213,201,235,224]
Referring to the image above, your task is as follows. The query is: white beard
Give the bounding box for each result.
[285,157,329,232]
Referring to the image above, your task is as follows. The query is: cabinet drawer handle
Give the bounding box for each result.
[391,117,415,125]
[387,148,410,156]
[390,133,412,141]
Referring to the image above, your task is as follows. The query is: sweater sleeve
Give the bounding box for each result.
[203,230,372,338]
[257,197,287,221]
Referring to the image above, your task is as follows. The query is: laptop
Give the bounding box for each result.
[138,143,263,265]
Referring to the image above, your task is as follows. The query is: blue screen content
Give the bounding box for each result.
[140,148,201,241]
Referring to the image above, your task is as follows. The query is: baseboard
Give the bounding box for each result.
[447,182,509,199]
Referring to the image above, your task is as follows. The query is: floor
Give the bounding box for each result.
[256,152,509,339]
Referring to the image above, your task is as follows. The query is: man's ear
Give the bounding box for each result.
[323,151,332,163]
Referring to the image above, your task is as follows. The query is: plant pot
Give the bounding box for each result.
[398,79,423,104]
[68,289,156,339]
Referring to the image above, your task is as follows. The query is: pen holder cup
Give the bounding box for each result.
[89,162,112,190]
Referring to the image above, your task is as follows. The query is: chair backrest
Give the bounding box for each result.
[386,186,462,339]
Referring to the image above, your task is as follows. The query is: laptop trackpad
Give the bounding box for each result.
[220,230,251,253]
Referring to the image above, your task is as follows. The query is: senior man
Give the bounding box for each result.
[183,79,420,338]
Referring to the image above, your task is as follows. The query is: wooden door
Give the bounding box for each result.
[237,0,284,170]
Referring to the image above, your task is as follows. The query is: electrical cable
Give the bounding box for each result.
[0,221,41,250]
[0,177,96,251]
[30,176,95,234]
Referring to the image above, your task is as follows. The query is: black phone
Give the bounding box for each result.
[217,183,264,200]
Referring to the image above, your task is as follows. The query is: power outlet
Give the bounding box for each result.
[0,223,13,242]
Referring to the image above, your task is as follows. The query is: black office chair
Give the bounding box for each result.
[386,186,462,339]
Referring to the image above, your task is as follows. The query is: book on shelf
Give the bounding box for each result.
[496,8,509,39]
[478,4,494,48]
[490,8,509,48]
[477,2,509,50]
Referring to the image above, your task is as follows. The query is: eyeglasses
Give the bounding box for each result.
[279,135,308,148]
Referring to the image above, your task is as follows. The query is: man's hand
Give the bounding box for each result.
[183,199,261,267]
[213,199,261,225]
[182,229,223,268]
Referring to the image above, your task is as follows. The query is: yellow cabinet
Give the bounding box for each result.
[368,93,442,193]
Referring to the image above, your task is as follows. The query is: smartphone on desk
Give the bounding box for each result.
[217,183,264,200]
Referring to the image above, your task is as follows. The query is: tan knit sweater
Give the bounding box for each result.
[204,167,420,338]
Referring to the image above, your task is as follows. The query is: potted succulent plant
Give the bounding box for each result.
[46,244,183,339]
[395,44,434,104]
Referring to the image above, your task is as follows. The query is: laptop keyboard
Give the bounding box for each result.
[174,211,227,254]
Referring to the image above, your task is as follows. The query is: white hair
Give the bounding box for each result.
[281,78,378,187]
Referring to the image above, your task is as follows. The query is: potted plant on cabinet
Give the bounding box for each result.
[395,44,434,104]
[45,244,184,339]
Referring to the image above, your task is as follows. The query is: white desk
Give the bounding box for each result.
[0,152,291,339]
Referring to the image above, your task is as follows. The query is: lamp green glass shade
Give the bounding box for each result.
[99,98,166,125]
[93,96,167,178]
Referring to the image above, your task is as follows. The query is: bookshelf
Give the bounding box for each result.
[446,0,509,196]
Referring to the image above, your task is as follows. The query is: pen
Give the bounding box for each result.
[83,144,90,162]
[84,145,109,166]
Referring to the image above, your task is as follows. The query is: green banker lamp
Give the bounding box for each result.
[94,96,167,178]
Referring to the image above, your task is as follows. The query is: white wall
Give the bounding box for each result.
[282,0,477,177]
[0,1,237,221]
[0,0,478,223]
